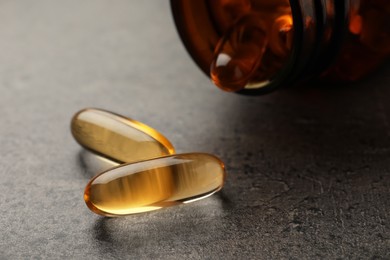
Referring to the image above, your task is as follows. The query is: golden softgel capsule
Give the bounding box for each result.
[71,108,175,163]
[84,153,226,216]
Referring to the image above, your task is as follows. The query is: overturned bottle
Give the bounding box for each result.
[171,0,390,94]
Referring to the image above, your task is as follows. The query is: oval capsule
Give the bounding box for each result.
[71,108,175,164]
[210,14,268,92]
[84,153,226,216]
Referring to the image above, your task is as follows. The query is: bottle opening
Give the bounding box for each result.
[209,1,293,92]
[171,0,294,93]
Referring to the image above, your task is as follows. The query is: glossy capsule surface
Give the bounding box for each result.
[71,108,175,163]
[84,153,226,216]
[209,1,293,91]
[210,14,268,91]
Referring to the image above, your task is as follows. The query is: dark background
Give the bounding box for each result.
[0,1,389,258]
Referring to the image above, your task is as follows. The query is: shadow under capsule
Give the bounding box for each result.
[90,191,233,258]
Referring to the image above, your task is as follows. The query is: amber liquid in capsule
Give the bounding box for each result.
[71,108,175,164]
[84,153,226,216]
[210,0,293,91]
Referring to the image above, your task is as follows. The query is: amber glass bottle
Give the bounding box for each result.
[171,0,390,94]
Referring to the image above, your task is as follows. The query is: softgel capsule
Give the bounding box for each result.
[71,108,226,216]
[84,153,225,216]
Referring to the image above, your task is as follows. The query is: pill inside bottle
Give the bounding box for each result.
[84,153,226,216]
[210,6,293,92]
[71,108,175,164]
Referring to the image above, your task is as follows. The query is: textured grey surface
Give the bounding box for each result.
[0,0,389,259]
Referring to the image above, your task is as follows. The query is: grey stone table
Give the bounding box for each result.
[0,1,389,259]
